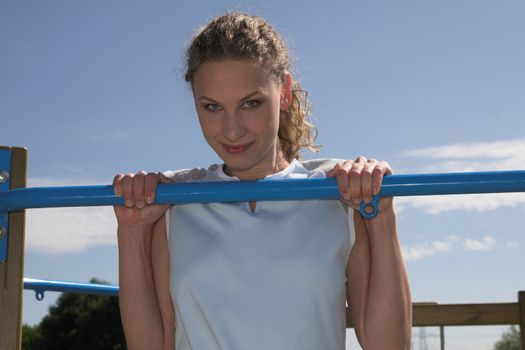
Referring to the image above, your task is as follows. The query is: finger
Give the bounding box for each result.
[121,174,135,208]
[371,160,392,175]
[133,171,147,209]
[349,156,367,205]
[113,174,124,197]
[334,161,353,200]
[145,172,160,204]
[372,161,393,195]
[354,155,367,163]
[362,159,377,203]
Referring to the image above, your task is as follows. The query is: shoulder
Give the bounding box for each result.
[299,158,344,174]
[163,164,222,183]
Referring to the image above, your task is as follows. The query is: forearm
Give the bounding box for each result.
[364,208,412,349]
[118,225,166,350]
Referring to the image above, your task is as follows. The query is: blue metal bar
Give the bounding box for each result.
[361,170,525,218]
[23,278,119,301]
[0,148,12,262]
[0,177,338,211]
[1,170,525,218]
[0,170,525,215]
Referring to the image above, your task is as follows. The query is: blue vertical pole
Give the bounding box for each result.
[0,148,12,262]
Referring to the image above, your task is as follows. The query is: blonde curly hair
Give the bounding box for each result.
[184,12,319,161]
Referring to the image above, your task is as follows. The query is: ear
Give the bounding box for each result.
[280,73,293,110]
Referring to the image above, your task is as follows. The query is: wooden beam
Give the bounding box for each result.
[413,302,520,327]
[346,301,521,328]
[0,146,27,350]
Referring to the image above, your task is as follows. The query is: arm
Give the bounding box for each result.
[347,207,411,349]
[114,171,174,350]
[118,219,167,349]
[328,157,412,349]
[151,215,176,349]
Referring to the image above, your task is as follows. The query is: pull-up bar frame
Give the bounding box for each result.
[1,145,525,349]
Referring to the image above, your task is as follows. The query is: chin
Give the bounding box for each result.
[222,157,255,171]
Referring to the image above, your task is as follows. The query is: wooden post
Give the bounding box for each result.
[0,146,27,350]
[519,291,525,350]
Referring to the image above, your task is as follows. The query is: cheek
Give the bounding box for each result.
[197,115,220,142]
[267,101,282,132]
[251,106,280,138]
[262,98,281,123]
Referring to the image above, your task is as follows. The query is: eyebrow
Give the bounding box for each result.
[198,91,262,103]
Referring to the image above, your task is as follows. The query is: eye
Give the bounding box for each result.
[204,103,222,112]
[242,100,260,109]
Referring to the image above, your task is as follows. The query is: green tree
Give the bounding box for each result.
[22,324,41,348]
[494,326,521,350]
[23,278,126,350]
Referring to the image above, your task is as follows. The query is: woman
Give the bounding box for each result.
[114,12,411,350]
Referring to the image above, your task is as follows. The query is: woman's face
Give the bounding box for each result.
[192,59,289,179]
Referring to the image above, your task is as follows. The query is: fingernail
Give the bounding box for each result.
[146,196,153,204]
[373,186,379,195]
[125,199,133,208]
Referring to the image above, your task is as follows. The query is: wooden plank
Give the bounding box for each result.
[346,301,520,328]
[0,146,28,350]
[412,303,520,327]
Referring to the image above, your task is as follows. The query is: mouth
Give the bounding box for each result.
[221,141,254,155]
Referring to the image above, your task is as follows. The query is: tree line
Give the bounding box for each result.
[23,278,126,350]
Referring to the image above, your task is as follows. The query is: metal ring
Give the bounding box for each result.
[35,290,45,301]
[0,170,9,184]
[359,197,380,219]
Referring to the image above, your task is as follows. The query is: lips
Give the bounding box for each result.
[221,141,254,154]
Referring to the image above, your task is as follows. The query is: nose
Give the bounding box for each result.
[222,112,246,142]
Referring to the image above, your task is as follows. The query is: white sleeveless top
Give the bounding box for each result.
[164,159,355,350]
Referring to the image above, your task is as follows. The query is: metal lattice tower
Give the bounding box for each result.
[418,327,428,350]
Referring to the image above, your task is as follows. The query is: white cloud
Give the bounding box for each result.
[401,235,502,262]
[399,138,525,214]
[396,193,525,215]
[25,176,118,254]
[464,236,496,251]
[403,138,525,171]
[26,207,117,254]
[29,177,107,187]
[401,236,455,262]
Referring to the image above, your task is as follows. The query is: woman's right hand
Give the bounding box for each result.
[113,171,173,229]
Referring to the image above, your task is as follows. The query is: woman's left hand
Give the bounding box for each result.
[326,156,394,215]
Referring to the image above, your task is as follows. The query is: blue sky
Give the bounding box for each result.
[2,1,524,349]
